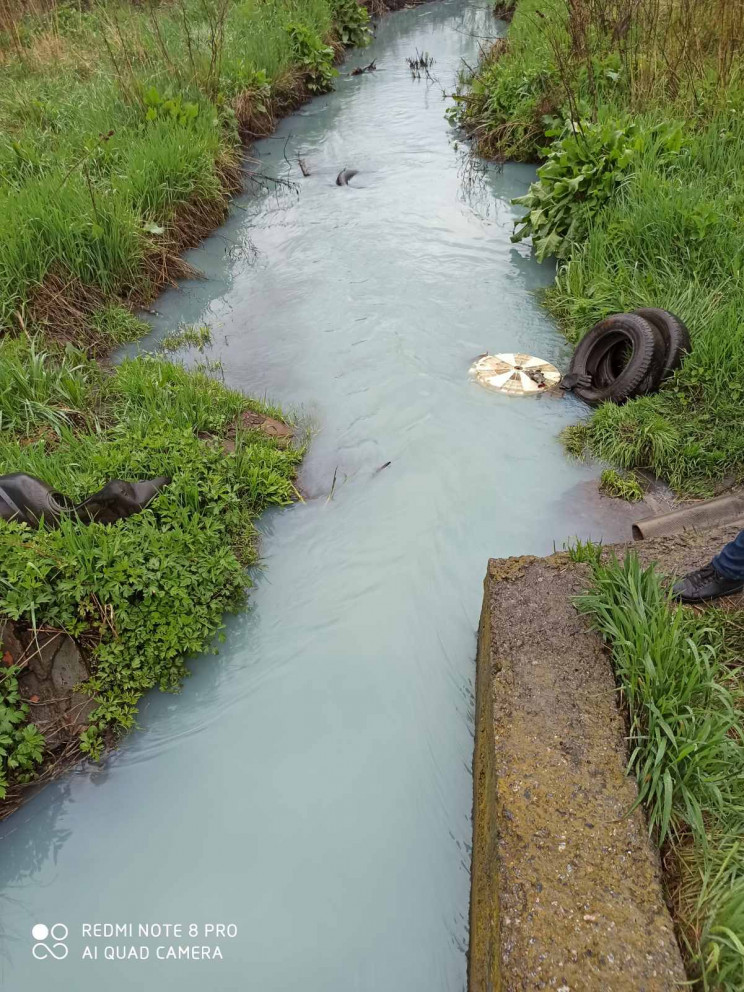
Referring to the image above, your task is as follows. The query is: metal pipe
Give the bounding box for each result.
[632,494,744,541]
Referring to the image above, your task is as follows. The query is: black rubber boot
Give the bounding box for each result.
[672,564,744,603]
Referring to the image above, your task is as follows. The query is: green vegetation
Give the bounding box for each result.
[0,337,301,793]
[563,535,602,566]
[0,0,369,346]
[330,0,372,47]
[159,322,213,352]
[598,467,644,502]
[479,4,744,980]
[476,3,744,977]
[577,552,744,989]
[0,666,45,796]
[0,0,374,801]
[456,0,744,496]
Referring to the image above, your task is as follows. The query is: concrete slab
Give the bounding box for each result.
[469,556,686,991]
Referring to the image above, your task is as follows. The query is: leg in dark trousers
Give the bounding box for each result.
[713,529,744,581]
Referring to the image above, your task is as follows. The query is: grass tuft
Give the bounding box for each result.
[564,536,603,566]
[599,467,645,502]
[0,336,302,797]
[578,554,744,987]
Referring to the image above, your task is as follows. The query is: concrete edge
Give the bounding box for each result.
[468,557,536,992]
[467,553,687,990]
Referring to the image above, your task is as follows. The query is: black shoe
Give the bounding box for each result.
[672,564,744,603]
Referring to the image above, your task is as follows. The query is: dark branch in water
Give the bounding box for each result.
[282,133,293,173]
[326,466,339,503]
[406,50,435,78]
[351,60,377,76]
[241,167,300,196]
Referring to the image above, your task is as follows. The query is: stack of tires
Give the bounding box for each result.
[565,308,690,405]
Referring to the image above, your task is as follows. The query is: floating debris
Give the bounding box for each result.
[469,353,561,395]
[336,168,359,186]
[351,60,377,76]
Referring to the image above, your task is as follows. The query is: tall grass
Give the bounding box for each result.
[457,0,744,495]
[0,0,371,801]
[0,0,343,340]
[578,553,744,989]
[0,336,97,433]
[578,555,744,844]
[459,0,744,161]
[543,109,744,494]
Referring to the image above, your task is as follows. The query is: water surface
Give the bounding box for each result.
[0,2,634,988]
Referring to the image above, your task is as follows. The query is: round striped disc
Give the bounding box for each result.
[469,353,562,395]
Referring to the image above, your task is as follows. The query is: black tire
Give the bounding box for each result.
[568,313,664,405]
[595,307,691,395]
[632,307,690,381]
[594,337,665,396]
[595,344,625,387]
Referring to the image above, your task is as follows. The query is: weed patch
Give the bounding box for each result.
[599,467,645,502]
[0,338,302,800]
[456,0,744,495]
[0,0,371,347]
[578,553,744,987]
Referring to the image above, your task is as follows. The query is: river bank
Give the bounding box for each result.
[459,4,744,988]
[0,0,391,812]
[456,0,744,499]
[0,0,372,350]
[577,534,744,990]
[471,527,744,990]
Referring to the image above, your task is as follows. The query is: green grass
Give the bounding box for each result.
[0,0,364,340]
[0,0,372,800]
[457,0,744,496]
[0,335,97,434]
[563,535,603,566]
[546,113,744,495]
[577,552,744,988]
[158,322,213,352]
[473,3,744,976]
[599,467,645,502]
[450,0,560,159]
[0,337,302,794]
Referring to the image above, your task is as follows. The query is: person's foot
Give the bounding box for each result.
[672,564,744,603]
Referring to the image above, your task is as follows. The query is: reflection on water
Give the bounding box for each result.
[0,1,635,989]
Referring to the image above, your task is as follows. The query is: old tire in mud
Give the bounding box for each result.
[632,307,691,381]
[568,313,664,405]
